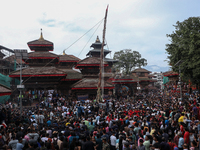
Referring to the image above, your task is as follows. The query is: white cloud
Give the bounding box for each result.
[0,0,200,70]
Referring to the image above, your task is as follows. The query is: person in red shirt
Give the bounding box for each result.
[168,138,176,150]
[174,131,179,146]
[194,99,197,106]
[180,123,184,135]
[183,128,190,144]
[106,115,111,122]
[119,117,124,125]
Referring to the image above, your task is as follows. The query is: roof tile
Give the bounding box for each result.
[0,84,11,93]
[10,67,66,75]
[132,68,151,73]
[72,78,113,88]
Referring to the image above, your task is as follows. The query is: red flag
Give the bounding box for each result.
[2,122,7,128]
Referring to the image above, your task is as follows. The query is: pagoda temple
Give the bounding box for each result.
[162,70,181,93]
[163,70,179,84]
[112,68,156,98]
[71,36,117,99]
[9,31,82,95]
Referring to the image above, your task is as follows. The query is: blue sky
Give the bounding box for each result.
[0,0,200,72]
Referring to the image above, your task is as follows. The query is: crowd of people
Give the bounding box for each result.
[0,90,200,150]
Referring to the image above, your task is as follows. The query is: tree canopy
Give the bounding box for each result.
[166,17,200,84]
[113,49,147,75]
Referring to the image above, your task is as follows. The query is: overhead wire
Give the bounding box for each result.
[22,18,104,85]
[63,18,104,53]
[2,18,104,102]
[57,18,104,87]
[105,39,109,50]
[105,38,111,58]
[77,19,104,58]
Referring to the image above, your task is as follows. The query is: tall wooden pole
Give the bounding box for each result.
[96,5,109,103]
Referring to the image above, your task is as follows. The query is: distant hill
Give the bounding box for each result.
[144,65,170,72]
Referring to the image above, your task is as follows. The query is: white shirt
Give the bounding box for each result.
[39,115,45,124]
[129,120,134,125]
[110,135,116,146]
[33,123,38,128]
[62,112,67,118]
[30,118,35,123]
[41,137,48,143]
[50,112,54,120]
[35,115,39,123]
[46,130,52,138]
[8,139,18,150]
[62,106,67,111]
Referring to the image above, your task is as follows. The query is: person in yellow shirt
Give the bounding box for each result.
[150,126,155,135]
[178,113,184,124]
[65,122,70,126]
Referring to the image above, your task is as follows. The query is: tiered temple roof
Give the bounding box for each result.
[28,51,58,59]
[86,36,111,57]
[0,83,11,96]
[163,70,179,77]
[61,69,82,81]
[59,55,80,62]
[113,68,156,85]
[4,55,26,64]
[71,78,114,90]
[112,75,137,84]
[27,30,53,51]
[75,57,108,68]
[131,68,151,73]
[71,36,116,92]
[9,67,67,77]
[9,30,81,91]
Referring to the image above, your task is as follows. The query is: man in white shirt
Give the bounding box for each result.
[41,133,49,143]
[27,130,39,143]
[62,111,67,118]
[50,111,54,120]
[110,132,116,150]
[62,106,67,111]
[96,114,100,123]
[7,135,18,150]
[30,116,35,123]
[35,112,39,123]
[39,112,45,125]
[32,121,38,129]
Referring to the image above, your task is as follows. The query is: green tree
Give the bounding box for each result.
[113,49,147,75]
[166,17,200,84]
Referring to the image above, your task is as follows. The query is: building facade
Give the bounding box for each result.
[112,68,156,98]
[9,31,81,99]
[71,36,117,99]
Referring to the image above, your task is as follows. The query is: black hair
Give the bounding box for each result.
[86,136,90,141]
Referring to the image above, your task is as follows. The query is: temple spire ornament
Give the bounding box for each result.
[27,28,54,51]
[96,36,100,43]
[39,28,44,40]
